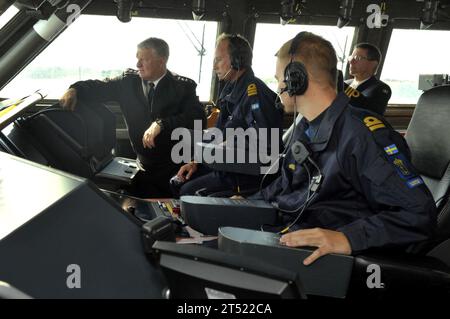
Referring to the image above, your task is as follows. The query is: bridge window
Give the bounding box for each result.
[381,29,450,105]
[0,15,217,101]
[253,23,355,92]
[0,5,20,30]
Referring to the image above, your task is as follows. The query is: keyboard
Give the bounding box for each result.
[150,199,181,219]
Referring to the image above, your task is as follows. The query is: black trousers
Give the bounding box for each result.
[126,162,180,198]
[175,165,264,198]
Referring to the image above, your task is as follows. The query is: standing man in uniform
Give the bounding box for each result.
[60,37,206,197]
[254,32,436,265]
[174,33,283,197]
[344,43,391,115]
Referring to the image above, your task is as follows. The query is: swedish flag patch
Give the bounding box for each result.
[384,144,399,155]
[251,103,260,110]
[247,83,257,97]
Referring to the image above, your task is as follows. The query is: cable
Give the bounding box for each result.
[278,165,317,234]
[259,158,318,234]
[258,92,299,194]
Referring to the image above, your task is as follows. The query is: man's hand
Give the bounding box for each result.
[142,121,162,149]
[59,88,77,111]
[280,228,352,266]
[176,162,198,181]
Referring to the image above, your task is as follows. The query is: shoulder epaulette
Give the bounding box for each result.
[344,85,361,98]
[173,73,196,85]
[350,107,387,133]
[247,83,258,97]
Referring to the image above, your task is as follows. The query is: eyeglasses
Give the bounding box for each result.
[347,55,371,62]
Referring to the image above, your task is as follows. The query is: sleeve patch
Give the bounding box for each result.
[364,116,386,131]
[251,103,260,110]
[406,177,424,188]
[247,83,257,96]
[384,144,399,155]
[386,152,417,181]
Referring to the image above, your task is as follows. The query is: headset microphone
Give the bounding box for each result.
[222,68,232,80]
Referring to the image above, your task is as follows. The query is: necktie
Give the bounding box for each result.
[147,82,155,108]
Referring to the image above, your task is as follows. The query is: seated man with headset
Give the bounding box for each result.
[173,33,283,197]
[249,32,436,265]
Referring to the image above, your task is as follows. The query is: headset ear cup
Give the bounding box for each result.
[284,62,308,96]
[231,56,240,70]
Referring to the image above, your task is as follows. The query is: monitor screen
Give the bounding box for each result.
[0,152,165,298]
[153,241,305,299]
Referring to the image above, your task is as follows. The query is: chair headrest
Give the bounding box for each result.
[406,85,450,179]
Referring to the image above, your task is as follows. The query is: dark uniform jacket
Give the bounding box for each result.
[215,69,283,153]
[344,76,392,116]
[261,93,437,253]
[179,69,283,195]
[71,70,206,169]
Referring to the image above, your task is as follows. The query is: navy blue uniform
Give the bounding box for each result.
[215,69,282,134]
[344,76,392,116]
[179,69,283,196]
[261,93,436,253]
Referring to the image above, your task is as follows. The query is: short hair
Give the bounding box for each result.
[355,43,382,63]
[216,33,253,69]
[276,32,338,89]
[137,37,170,59]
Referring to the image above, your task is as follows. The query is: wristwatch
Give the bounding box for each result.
[156,119,164,130]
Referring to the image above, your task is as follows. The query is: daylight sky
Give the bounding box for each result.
[1,6,449,102]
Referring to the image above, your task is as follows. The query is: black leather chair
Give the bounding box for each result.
[407,85,450,239]
[348,85,450,299]
[9,102,139,190]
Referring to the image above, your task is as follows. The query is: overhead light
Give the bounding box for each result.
[280,0,295,25]
[192,0,205,21]
[337,0,354,28]
[420,0,439,29]
[114,0,134,23]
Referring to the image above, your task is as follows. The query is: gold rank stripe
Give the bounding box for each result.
[363,116,386,131]
[247,84,257,96]
[344,85,361,98]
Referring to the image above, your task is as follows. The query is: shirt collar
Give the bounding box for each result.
[350,76,371,89]
[142,71,167,94]
[296,93,349,152]
[304,110,326,141]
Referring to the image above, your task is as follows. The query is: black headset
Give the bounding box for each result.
[284,31,309,96]
[228,34,251,70]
